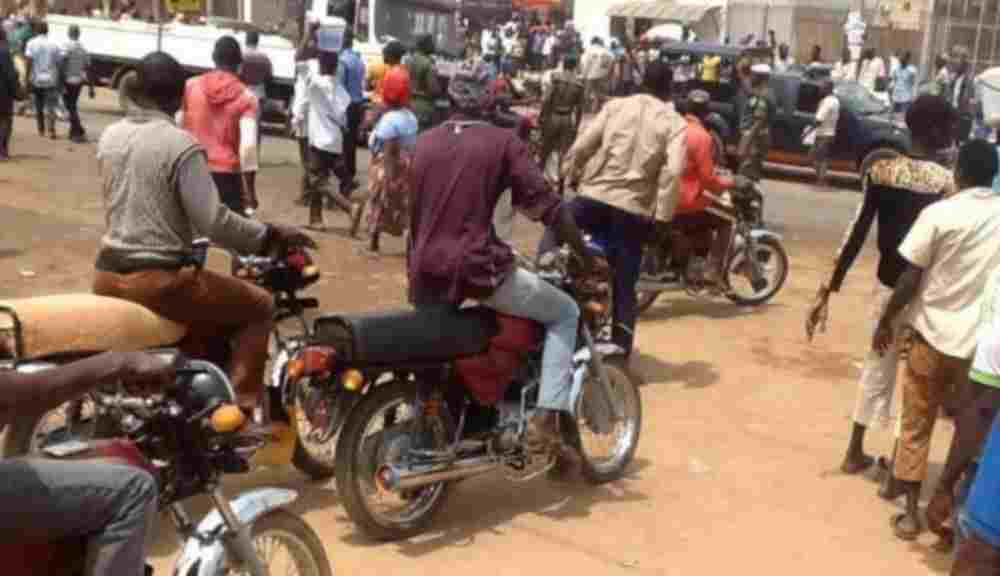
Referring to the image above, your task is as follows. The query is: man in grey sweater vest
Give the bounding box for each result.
[92,52,314,410]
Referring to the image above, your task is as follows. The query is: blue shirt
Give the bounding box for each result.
[337,49,366,104]
[965,413,1000,548]
[369,108,419,155]
[891,64,918,104]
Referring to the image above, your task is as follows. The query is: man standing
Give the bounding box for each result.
[737,64,773,180]
[180,36,259,217]
[0,27,16,160]
[240,30,272,168]
[551,60,687,357]
[12,17,32,117]
[873,139,1000,541]
[408,34,440,131]
[60,24,92,143]
[338,27,365,196]
[951,46,975,144]
[24,20,60,139]
[806,95,955,477]
[580,37,611,114]
[811,80,839,186]
[538,53,584,180]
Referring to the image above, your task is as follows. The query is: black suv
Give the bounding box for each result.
[656,42,912,174]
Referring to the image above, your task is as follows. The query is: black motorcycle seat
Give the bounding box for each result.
[313,306,498,366]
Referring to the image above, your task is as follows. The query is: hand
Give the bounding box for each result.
[872,320,894,356]
[267,223,318,252]
[89,86,96,99]
[806,284,830,342]
[114,351,176,395]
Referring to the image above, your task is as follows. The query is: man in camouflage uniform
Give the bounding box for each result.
[538,54,584,184]
[738,64,773,180]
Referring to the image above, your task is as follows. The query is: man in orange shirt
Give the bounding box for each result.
[673,90,747,288]
[180,36,259,217]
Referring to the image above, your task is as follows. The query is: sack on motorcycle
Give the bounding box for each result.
[454,314,541,406]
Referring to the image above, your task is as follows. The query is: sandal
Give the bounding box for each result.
[891,513,922,541]
[840,453,875,475]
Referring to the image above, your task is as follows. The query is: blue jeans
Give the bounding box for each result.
[540,196,653,355]
[0,458,157,576]
[483,267,580,412]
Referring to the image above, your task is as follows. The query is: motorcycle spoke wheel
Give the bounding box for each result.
[228,511,331,576]
[573,359,642,484]
[725,236,788,306]
[335,383,451,540]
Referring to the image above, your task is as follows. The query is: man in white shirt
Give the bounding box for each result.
[812,80,839,186]
[60,24,92,143]
[542,31,556,69]
[844,11,866,61]
[873,140,1000,541]
[24,21,60,138]
[304,49,360,231]
[581,36,612,113]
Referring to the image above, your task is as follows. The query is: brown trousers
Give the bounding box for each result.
[93,268,274,402]
[952,533,1000,576]
[894,328,971,483]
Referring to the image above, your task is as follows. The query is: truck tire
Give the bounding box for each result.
[117,69,138,116]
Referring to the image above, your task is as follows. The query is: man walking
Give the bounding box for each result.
[0,27,16,159]
[338,27,365,196]
[807,95,955,477]
[811,80,839,186]
[240,30,272,163]
[737,64,773,180]
[180,36,259,217]
[538,53,584,180]
[873,139,1000,541]
[60,24,92,143]
[548,60,687,358]
[12,17,32,117]
[24,20,60,139]
[408,34,440,131]
[580,36,611,114]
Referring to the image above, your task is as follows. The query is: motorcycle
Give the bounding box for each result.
[284,244,642,541]
[633,181,788,314]
[2,353,332,576]
[3,244,334,480]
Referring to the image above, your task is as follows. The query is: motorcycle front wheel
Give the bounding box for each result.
[566,357,642,484]
[725,236,789,306]
[334,382,452,541]
[227,509,331,576]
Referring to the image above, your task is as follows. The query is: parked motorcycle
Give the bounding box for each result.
[633,181,788,314]
[4,244,333,480]
[2,354,332,576]
[284,244,642,541]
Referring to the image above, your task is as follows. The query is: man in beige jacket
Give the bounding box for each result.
[541,59,687,357]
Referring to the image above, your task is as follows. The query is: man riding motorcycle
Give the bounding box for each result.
[0,351,174,576]
[407,62,599,450]
[91,52,315,410]
[674,90,749,289]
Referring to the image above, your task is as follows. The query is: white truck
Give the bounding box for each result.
[45,0,461,118]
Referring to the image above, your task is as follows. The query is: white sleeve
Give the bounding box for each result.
[239,117,259,172]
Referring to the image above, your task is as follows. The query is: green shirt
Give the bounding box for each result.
[11,25,32,55]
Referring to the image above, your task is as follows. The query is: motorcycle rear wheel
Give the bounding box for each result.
[334,382,452,541]
[228,509,331,576]
[566,358,643,484]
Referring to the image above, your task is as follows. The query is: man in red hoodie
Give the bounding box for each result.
[180,36,259,216]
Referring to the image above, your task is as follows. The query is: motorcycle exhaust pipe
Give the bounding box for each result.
[375,456,499,492]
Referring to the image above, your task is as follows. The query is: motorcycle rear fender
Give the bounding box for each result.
[570,343,627,405]
[173,488,298,576]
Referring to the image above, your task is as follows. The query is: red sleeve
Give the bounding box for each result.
[694,130,733,194]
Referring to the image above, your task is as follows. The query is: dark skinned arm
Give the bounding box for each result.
[937,387,1000,495]
[0,351,173,417]
[551,202,594,271]
[873,265,923,354]
[295,22,318,62]
[383,138,401,189]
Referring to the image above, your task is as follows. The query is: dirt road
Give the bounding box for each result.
[0,100,957,575]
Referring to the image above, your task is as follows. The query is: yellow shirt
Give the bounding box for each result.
[701,55,721,82]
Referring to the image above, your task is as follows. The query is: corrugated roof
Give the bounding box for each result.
[607,1,719,22]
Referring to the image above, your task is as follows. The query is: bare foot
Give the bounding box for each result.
[840,452,875,475]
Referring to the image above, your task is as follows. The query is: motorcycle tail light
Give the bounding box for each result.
[342,369,364,392]
[288,346,337,383]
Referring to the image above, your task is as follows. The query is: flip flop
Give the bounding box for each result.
[891,513,922,541]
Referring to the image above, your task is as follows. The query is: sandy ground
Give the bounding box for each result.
[0,95,959,575]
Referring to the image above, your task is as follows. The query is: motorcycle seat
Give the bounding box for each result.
[313,305,498,366]
[0,294,187,361]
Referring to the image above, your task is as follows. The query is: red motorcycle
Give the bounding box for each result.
[1,354,331,576]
